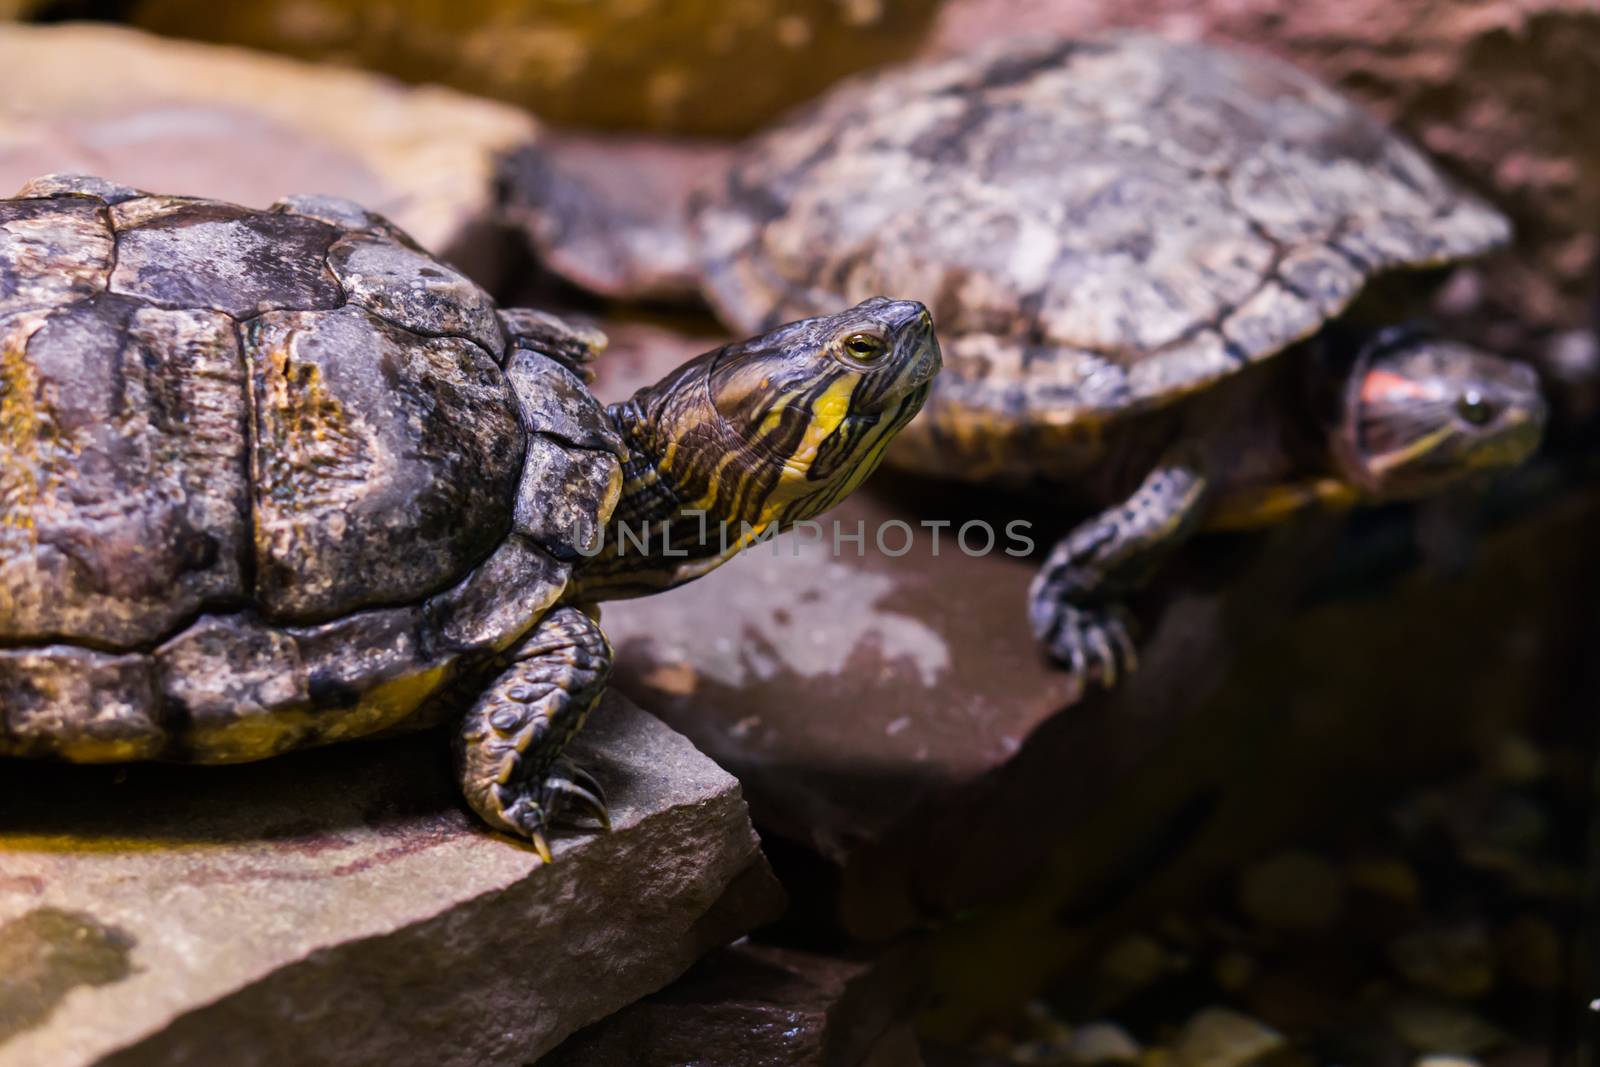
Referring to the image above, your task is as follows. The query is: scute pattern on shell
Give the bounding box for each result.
[0,176,619,763]
[697,32,1510,430]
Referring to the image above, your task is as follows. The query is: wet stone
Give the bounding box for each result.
[0,23,539,285]
[544,942,920,1067]
[1171,1008,1287,1067]
[1385,994,1507,1056]
[1387,924,1494,999]
[0,695,783,1067]
[1064,1021,1142,1065]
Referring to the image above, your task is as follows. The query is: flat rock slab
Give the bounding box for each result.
[0,23,538,281]
[128,0,941,137]
[544,941,924,1066]
[0,695,783,1067]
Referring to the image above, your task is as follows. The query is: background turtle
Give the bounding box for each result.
[0,174,939,855]
[507,32,1546,688]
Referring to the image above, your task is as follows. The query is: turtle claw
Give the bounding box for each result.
[541,758,611,831]
[1036,602,1138,689]
[530,831,553,864]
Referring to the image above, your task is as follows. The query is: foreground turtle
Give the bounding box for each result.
[0,175,939,855]
[508,32,1547,687]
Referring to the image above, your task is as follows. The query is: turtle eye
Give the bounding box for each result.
[1457,390,1494,426]
[842,332,888,361]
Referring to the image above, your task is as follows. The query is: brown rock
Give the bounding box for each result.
[1387,924,1495,999]
[1170,1008,1286,1067]
[0,23,537,283]
[541,941,922,1066]
[925,0,1600,362]
[0,695,783,1067]
[1384,994,1507,1055]
[129,0,943,137]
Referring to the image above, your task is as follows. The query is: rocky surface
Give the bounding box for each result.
[0,695,783,1067]
[926,0,1600,382]
[0,23,537,283]
[940,556,1593,1062]
[127,0,941,137]
[543,941,923,1066]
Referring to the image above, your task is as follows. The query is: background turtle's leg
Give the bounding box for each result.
[455,605,613,857]
[1029,453,1209,687]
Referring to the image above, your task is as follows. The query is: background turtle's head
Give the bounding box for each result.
[705,296,940,521]
[1334,329,1546,498]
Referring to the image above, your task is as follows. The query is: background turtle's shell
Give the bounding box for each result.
[696,32,1510,461]
[0,178,622,762]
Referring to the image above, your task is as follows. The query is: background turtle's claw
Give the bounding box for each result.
[1036,602,1138,689]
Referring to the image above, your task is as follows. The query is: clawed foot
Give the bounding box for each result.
[1031,600,1139,688]
[490,757,611,862]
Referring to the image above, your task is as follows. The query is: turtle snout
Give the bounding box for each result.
[909,322,942,387]
[893,306,941,389]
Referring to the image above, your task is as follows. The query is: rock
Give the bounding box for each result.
[1387,924,1495,999]
[1236,852,1346,931]
[1415,1057,1483,1067]
[129,0,943,136]
[1385,994,1507,1055]
[924,0,1600,365]
[500,133,735,303]
[1063,1022,1142,1065]
[0,694,784,1067]
[1170,1008,1286,1067]
[540,941,921,1066]
[0,23,537,284]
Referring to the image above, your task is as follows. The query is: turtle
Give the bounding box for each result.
[0,174,940,856]
[505,31,1547,688]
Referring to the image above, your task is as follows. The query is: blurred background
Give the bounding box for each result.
[0,3,1595,1066]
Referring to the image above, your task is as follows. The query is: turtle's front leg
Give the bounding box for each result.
[456,605,613,860]
[1029,454,1208,688]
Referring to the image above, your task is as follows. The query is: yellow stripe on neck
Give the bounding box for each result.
[771,378,855,483]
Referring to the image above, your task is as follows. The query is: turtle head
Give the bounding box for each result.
[578,297,939,598]
[1333,329,1546,498]
[704,296,941,518]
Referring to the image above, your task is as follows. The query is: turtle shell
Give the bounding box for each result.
[0,177,622,763]
[696,32,1510,468]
